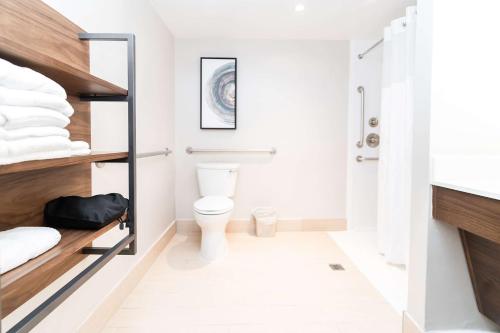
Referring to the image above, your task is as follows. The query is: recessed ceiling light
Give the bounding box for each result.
[295,3,305,12]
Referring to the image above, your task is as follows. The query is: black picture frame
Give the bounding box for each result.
[200,57,237,130]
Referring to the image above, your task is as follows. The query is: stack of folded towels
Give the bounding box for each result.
[0,58,90,165]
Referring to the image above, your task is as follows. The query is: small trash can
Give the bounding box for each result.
[252,207,277,237]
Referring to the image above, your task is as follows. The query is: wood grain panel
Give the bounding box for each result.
[67,96,91,143]
[0,164,91,228]
[432,186,500,244]
[0,0,89,72]
[460,230,500,326]
[433,186,500,326]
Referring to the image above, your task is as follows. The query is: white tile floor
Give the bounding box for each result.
[102,232,402,333]
[328,230,408,313]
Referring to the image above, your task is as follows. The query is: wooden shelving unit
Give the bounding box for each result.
[0,152,128,176]
[0,1,137,332]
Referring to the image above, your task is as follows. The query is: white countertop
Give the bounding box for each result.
[431,155,500,201]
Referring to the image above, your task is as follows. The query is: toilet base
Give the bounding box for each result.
[194,209,232,262]
[200,231,228,261]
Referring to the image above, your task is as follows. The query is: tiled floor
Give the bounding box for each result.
[328,230,407,313]
[102,232,402,333]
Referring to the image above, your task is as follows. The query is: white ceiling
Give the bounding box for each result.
[150,0,416,40]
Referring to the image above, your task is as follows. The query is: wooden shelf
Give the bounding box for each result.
[0,37,128,97]
[0,218,125,317]
[0,151,128,176]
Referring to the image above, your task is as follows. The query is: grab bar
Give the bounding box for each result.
[356,86,365,148]
[356,155,379,162]
[186,147,277,155]
[137,148,172,159]
[95,148,172,168]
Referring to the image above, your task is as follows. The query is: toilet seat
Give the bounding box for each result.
[194,196,233,215]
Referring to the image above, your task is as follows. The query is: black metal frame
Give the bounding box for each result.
[79,33,137,256]
[200,57,237,130]
[4,33,137,333]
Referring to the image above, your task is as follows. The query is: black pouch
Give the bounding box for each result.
[44,193,129,230]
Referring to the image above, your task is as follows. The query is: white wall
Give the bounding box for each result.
[174,39,349,222]
[346,40,382,231]
[3,1,176,332]
[430,0,500,156]
[407,0,500,331]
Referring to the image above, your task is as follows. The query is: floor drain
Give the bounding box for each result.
[329,264,345,271]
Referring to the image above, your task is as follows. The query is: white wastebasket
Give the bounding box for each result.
[253,207,277,237]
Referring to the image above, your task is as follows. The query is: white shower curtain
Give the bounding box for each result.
[377,7,417,266]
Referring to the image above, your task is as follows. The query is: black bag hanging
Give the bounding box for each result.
[44,193,129,230]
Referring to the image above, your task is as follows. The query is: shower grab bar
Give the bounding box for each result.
[186,147,277,155]
[356,155,379,162]
[356,86,365,148]
[95,148,172,168]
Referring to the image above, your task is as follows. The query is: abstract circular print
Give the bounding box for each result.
[205,62,236,126]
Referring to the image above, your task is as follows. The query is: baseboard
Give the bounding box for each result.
[176,218,346,235]
[403,311,424,333]
[78,221,177,333]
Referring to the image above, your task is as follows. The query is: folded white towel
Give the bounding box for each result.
[0,136,71,158]
[70,141,91,156]
[0,149,71,165]
[0,105,70,130]
[0,227,61,274]
[71,148,91,156]
[0,58,66,98]
[0,86,73,117]
[70,140,90,150]
[0,127,69,141]
[0,142,7,157]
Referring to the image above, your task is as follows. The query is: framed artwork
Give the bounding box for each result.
[200,57,237,129]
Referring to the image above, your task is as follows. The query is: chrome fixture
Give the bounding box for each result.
[95,148,172,168]
[356,86,365,148]
[366,133,380,148]
[358,20,409,59]
[369,117,379,128]
[137,148,172,159]
[356,155,379,162]
[186,147,277,155]
[358,39,384,59]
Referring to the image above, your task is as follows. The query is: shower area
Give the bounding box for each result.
[330,6,417,314]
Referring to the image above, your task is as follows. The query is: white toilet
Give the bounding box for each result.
[193,163,239,261]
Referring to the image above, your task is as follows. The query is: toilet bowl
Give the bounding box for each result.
[194,196,234,261]
[193,163,239,261]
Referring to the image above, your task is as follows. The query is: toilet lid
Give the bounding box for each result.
[194,196,234,215]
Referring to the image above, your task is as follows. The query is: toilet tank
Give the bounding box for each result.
[197,163,239,197]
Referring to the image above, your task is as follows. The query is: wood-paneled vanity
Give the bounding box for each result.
[433,185,500,326]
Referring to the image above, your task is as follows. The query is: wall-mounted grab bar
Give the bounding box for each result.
[95,148,172,168]
[186,147,277,155]
[356,86,365,148]
[137,148,172,159]
[356,155,379,162]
